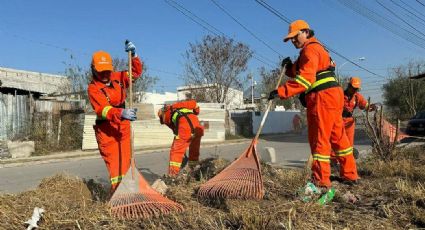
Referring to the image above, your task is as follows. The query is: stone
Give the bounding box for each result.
[151,179,168,195]
[7,141,35,158]
[261,147,276,163]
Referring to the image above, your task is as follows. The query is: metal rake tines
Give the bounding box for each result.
[110,193,184,219]
[198,168,264,199]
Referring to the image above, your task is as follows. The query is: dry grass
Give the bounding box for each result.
[1,146,425,229]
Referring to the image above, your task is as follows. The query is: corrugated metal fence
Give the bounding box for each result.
[0,91,85,154]
[0,92,30,140]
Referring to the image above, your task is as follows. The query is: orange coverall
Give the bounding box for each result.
[88,57,142,192]
[160,100,204,176]
[343,91,368,146]
[292,114,302,134]
[277,37,358,187]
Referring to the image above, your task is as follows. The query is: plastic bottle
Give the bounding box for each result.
[317,187,336,205]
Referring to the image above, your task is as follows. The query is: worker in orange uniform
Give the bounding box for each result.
[87,40,143,194]
[292,114,302,134]
[343,77,376,157]
[268,20,358,188]
[157,100,204,176]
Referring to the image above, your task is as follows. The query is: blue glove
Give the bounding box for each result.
[125,40,137,57]
[121,108,138,121]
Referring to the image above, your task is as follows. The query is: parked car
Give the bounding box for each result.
[406,111,425,136]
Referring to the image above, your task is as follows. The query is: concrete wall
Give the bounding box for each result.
[82,103,226,150]
[252,111,300,135]
[0,67,70,94]
[177,84,243,110]
[136,91,177,105]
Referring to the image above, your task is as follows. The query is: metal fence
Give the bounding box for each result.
[0,91,86,154]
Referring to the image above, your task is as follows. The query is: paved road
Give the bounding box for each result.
[0,132,371,194]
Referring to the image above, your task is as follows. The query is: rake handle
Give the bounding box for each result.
[253,65,286,141]
[127,47,135,180]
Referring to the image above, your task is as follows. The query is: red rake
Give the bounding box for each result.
[197,65,286,200]
[109,43,183,219]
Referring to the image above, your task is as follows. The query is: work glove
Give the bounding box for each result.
[281,57,292,69]
[121,108,138,121]
[268,89,279,100]
[125,40,137,57]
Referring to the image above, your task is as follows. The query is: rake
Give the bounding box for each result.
[197,64,286,200]
[109,40,184,219]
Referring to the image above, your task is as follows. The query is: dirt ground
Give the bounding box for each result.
[0,146,424,230]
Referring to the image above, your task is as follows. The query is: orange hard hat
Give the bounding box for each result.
[350,77,361,89]
[284,20,310,42]
[91,51,113,72]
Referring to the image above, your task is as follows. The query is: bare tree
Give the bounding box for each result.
[383,60,425,119]
[258,67,301,110]
[63,56,157,103]
[112,58,158,103]
[183,35,252,107]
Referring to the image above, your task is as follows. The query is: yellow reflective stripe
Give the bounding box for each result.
[101,106,113,120]
[171,108,194,124]
[307,77,337,93]
[335,147,353,157]
[110,175,124,185]
[312,153,330,162]
[169,161,182,167]
[295,75,311,89]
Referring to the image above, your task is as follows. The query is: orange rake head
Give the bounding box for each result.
[109,169,184,219]
[197,140,264,200]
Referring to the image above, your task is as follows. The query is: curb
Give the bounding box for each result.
[0,138,252,169]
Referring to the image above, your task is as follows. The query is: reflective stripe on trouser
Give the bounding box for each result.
[307,87,358,187]
[168,134,201,176]
[94,122,131,192]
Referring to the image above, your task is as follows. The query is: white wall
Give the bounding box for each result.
[252,111,300,134]
[177,85,243,110]
[137,91,177,104]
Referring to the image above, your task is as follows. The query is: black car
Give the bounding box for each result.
[406,111,425,136]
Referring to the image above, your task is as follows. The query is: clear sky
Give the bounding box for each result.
[0,0,424,102]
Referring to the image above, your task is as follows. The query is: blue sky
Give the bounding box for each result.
[0,0,424,102]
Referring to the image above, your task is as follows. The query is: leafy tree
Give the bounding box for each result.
[383,60,425,119]
[183,35,252,107]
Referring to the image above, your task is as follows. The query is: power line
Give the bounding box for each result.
[164,0,276,68]
[336,0,425,50]
[254,0,291,23]
[164,0,222,36]
[376,0,425,38]
[209,0,282,57]
[417,0,425,8]
[255,0,387,79]
[391,0,425,27]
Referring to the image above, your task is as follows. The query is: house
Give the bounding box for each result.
[0,67,70,97]
[409,72,425,80]
[177,84,243,109]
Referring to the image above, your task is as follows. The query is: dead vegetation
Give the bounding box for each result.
[1,146,425,229]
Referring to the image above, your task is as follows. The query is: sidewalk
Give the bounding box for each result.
[0,138,252,168]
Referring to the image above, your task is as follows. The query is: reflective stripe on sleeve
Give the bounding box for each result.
[101,106,113,120]
[295,75,311,89]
